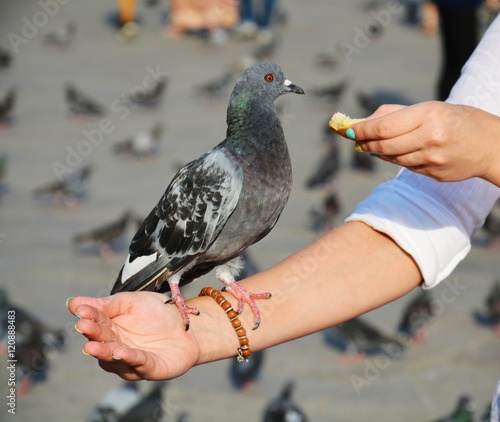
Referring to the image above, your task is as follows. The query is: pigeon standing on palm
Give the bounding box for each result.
[111,63,304,330]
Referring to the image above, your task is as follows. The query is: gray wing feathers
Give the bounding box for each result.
[153,150,243,259]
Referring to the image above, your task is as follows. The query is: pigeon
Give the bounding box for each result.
[397,290,434,346]
[426,395,475,422]
[128,76,168,107]
[194,70,235,101]
[0,287,67,397]
[33,164,92,208]
[310,78,349,105]
[480,403,491,422]
[73,210,142,260]
[119,381,167,422]
[43,22,77,48]
[113,122,164,159]
[323,316,405,364]
[262,381,309,422]
[110,62,304,330]
[474,281,500,334]
[88,381,142,422]
[308,190,342,233]
[482,200,500,250]
[229,252,266,391]
[175,412,191,422]
[313,48,340,70]
[351,148,376,172]
[486,281,500,334]
[0,47,12,68]
[0,87,16,125]
[356,89,413,116]
[305,137,340,189]
[65,83,105,117]
[0,153,8,198]
[252,33,281,62]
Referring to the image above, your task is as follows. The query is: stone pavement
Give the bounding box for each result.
[0,1,499,420]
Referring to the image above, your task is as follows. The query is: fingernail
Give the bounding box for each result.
[75,324,83,334]
[112,356,122,361]
[346,127,356,140]
[82,349,90,356]
[65,297,73,308]
[354,142,363,153]
[370,153,379,158]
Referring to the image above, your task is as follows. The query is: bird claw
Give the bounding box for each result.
[222,282,271,330]
[164,291,200,330]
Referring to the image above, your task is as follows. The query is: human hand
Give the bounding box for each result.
[67,292,200,381]
[350,101,500,185]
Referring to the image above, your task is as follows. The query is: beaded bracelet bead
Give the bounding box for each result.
[198,286,251,362]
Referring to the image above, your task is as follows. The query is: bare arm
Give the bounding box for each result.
[68,221,421,380]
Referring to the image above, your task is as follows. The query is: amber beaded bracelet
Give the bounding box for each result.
[198,287,251,362]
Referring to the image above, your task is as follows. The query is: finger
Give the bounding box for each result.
[76,317,119,343]
[98,361,145,381]
[351,104,423,141]
[359,131,424,156]
[88,342,158,380]
[68,295,127,320]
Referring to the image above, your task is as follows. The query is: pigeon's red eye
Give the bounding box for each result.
[264,74,274,82]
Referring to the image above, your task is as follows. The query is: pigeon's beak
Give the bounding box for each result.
[283,79,305,95]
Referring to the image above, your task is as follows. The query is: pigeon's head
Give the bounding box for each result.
[232,62,304,103]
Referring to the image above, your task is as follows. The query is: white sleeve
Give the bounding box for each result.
[345,16,500,289]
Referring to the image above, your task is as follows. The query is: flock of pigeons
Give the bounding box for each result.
[1,2,500,421]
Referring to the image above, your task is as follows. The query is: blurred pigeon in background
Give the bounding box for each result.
[65,83,105,117]
[127,76,168,107]
[73,210,142,260]
[0,287,67,397]
[482,200,500,250]
[118,381,167,422]
[305,138,340,190]
[0,47,12,69]
[0,87,16,126]
[229,251,266,391]
[0,153,8,199]
[88,381,142,422]
[356,89,413,116]
[33,164,92,208]
[194,70,235,101]
[262,381,308,422]
[323,316,405,364]
[310,78,349,105]
[474,281,500,335]
[308,190,342,234]
[110,62,304,331]
[43,22,77,48]
[425,395,475,422]
[113,122,164,160]
[397,290,434,346]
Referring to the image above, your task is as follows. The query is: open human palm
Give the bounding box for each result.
[68,292,201,381]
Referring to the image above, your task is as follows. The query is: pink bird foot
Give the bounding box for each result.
[222,281,271,330]
[166,282,200,331]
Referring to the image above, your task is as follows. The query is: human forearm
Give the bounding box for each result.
[190,221,422,365]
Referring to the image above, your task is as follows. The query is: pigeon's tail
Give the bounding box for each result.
[111,253,171,295]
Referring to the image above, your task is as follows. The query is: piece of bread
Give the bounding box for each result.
[329,112,365,138]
